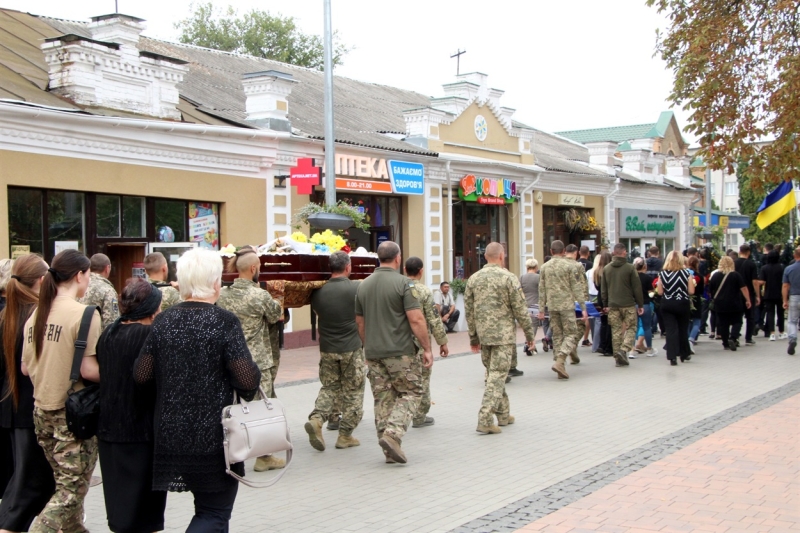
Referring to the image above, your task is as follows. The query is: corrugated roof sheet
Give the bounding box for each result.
[555,111,678,145]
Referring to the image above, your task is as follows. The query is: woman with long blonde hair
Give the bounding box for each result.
[657,251,695,365]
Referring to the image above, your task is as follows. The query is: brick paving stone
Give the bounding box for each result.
[514,393,800,533]
[78,334,799,532]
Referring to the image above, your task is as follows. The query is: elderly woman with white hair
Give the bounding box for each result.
[134,248,261,531]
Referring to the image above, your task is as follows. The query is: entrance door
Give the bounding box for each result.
[105,242,147,294]
[464,204,491,277]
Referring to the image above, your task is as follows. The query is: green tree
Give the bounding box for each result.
[737,161,791,244]
[176,2,350,70]
[648,0,800,191]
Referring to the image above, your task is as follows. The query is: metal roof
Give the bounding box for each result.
[555,111,677,145]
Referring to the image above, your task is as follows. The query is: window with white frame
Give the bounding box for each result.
[724,182,739,196]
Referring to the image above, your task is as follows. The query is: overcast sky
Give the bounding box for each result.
[2,0,694,141]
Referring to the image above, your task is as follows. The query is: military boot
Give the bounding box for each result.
[551,361,569,379]
[304,417,325,451]
[253,455,285,471]
[327,414,341,431]
[379,434,407,464]
[497,415,515,426]
[476,424,502,434]
[570,354,580,365]
[614,351,630,367]
[412,416,435,428]
[335,435,360,449]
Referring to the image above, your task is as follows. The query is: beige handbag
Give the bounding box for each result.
[221,387,293,488]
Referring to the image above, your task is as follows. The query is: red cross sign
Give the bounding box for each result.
[290,158,322,195]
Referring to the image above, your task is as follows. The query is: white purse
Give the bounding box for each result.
[221,387,293,488]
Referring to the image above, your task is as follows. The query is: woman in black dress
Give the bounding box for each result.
[0,254,55,531]
[709,256,751,350]
[657,251,696,365]
[759,250,785,340]
[97,278,166,533]
[134,248,261,532]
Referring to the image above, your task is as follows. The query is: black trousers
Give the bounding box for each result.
[0,427,55,531]
[661,299,691,361]
[763,299,785,335]
[187,479,239,533]
[743,303,757,341]
[716,311,744,348]
[700,298,711,333]
[440,305,460,332]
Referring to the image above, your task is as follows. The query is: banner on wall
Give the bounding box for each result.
[458,175,517,205]
[618,209,678,238]
[188,202,219,250]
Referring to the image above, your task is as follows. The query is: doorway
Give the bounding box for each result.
[453,202,507,278]
[104,242,147,294]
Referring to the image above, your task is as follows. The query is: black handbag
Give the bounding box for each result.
[65,306,100,440]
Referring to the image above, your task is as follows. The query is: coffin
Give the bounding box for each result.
[221,254,378,308]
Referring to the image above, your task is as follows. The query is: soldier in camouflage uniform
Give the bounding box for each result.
[564,245,589,365]
[539,240,587,380]
[77,253,119,331]
[405,257,449,428]
[355,241,435,464]
[465,242,535,434]
[304,252,366,451]
[143,252,181,311]
[216,246,285,471]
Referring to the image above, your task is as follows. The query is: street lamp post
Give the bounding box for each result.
[323,0,335,208]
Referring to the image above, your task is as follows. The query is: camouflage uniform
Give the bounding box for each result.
[465,263,535,428]
[607,308,638,355]
[368,354,423,441]
[145,275,181,312]
[77,273,118,331]
[309,348,366,436]
[216,278,282,396]
[408,280,448,425]
[267,321,281,396]
[569,260,590,363]
[31,407,98,533]
[539,256,586,365]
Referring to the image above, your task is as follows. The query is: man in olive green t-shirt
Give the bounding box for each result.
[355,241,434,465]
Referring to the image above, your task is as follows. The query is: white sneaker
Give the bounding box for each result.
[779,333,788,340]
[628,352,638,359]
[769,334,776,341]
[646,348,658,357]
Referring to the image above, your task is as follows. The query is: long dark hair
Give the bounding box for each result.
[32,250,90,359]
[1,254,48,406]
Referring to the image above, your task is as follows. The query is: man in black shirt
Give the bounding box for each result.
[578,246,592,272]
[735,243,761,345]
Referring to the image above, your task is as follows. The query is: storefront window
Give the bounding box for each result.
[47,191,85,255]
[155,200,186,242]
[122,197,146,238]
[96,195,121,237]
[8,188,43,255]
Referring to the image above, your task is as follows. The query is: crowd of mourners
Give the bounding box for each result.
[0,238,797,533]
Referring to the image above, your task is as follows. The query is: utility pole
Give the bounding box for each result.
[323,0,336,207]
[450,49,466,76]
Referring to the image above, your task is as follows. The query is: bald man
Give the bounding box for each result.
[216,246,284,472]
[465,242,535,434]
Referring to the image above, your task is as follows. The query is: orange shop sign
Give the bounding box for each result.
[335,178,393,193]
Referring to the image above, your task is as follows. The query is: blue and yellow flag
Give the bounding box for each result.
[756,180,796,229]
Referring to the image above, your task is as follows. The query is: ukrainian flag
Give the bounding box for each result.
[756,180,796,229]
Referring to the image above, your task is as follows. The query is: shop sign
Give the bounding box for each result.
[619,208,678,238]
[290,157,321,195]
[388,160,424,195]
[10,245,29,259]
[559,194,585,206]
[188,202,219,250]
[335,178,392,193]
[458,175,517,205]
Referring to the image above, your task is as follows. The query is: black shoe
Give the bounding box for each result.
[789,339,797,356]
[508,368,524,377]
[670,359,678,366]
[730,342,737,351]
[523,345,532,356]
[581,339,591,347]
[327,417,341,431]
[505,375,512,383]
[541,340,549,352]
[745,339,756,346]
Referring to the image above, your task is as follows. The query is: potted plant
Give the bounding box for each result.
[292,201,370,232]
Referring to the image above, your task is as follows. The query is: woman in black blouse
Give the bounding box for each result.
[709,256,751,351]
[759,250,785,341]
[657,251,695,365]
[97,278,165,533]
[0,254,55,531]
[134,248,260,533]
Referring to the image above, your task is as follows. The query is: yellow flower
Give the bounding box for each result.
[310,229,347,252]
[291,232,308,243]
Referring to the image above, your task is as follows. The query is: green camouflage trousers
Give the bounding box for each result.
[32,407,98,533]
[607,306,637,354]
[569,319,584,360]
[413,356,433,425]
[478,344,514,427]
[511,349,518,370]
[309,348,366,436]
[550,310,579,364]
[366,354,423,443]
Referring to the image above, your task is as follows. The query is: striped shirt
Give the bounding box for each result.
[659,269,691,301]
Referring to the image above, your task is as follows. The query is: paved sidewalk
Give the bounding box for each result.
[81,334,799,532]
[517,393,800,533]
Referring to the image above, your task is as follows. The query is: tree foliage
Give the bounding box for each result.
[176,2,350,70]
[737,161,791,244]
[648,0,800,191]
